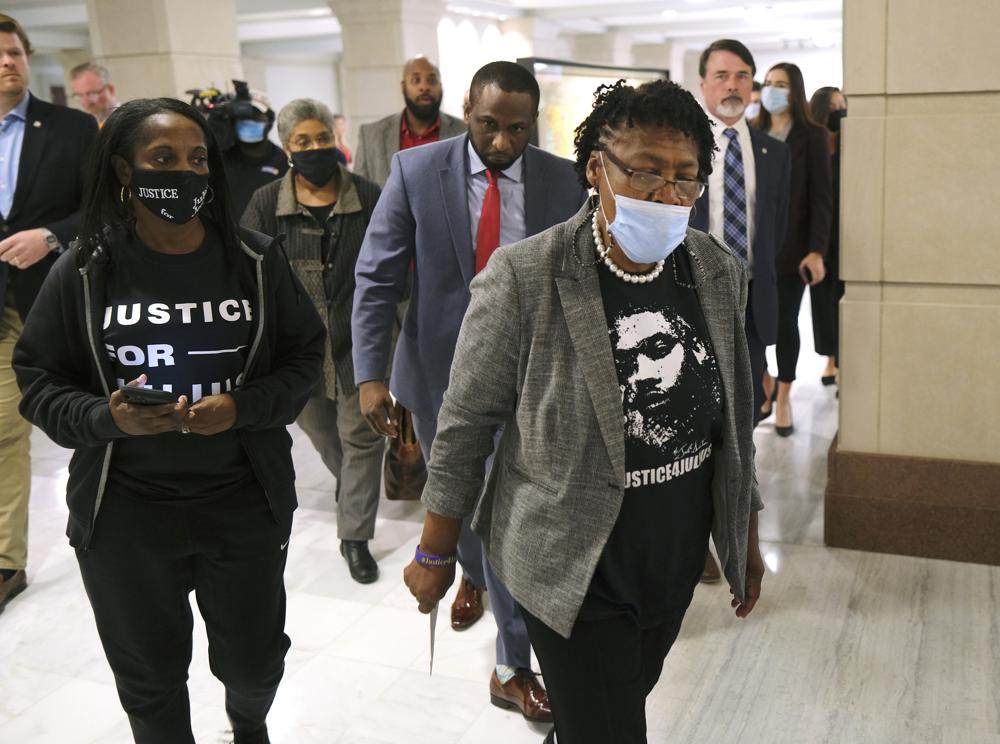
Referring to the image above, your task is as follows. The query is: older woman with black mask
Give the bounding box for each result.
[403,79,765,744]
[13,97,324,744]
[242,98,386,584]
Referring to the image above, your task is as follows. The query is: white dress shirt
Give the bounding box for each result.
[707,112,757,272]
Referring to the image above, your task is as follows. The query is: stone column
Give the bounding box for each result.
[500,17,571,60]
[570,32,633,68]
[829,0,1000,564]
[631,42,671,73]
[85,0,243,102]
[328,0,444,140]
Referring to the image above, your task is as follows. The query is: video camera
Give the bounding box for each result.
[186,80,274,151]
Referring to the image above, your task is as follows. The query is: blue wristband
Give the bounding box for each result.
[415,544,457,568]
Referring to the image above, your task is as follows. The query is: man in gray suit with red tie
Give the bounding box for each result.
[692,38,790,582]
[352,61,586,724]
[354,56,466,188]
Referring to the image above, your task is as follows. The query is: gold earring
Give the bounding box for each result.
[120,185,131,205]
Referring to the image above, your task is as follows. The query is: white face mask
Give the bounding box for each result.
[761,86,790,114]
[744,101,761,120]
[600,154,691,264]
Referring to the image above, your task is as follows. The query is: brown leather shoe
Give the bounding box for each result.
[700,550,721,584]
[0,570,27,614]
[489,669,553,723]
[450,575,484,630]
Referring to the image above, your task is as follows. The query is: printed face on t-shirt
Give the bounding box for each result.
[611,307,721,459]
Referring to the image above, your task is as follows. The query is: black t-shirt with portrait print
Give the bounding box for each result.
[103,222,257,500]
[579,249,724,627]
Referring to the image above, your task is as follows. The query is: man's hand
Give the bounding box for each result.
[0,228,52,270]
[110,374,190,436]
[731,511,764,619]
[799,251,826,286]
[183,393,237,435]
[359,380,398,438]
[404,560,456,614]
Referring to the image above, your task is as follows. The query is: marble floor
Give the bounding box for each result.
[2,313,999,744]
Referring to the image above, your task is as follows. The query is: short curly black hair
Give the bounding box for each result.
[573,79,717,189]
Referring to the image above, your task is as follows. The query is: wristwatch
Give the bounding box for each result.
[41,228,60,252]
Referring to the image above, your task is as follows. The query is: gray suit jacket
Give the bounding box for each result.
[422,203,764,638]
[354,110,467,187]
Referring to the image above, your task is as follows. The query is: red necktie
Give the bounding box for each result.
[475,169,501,274]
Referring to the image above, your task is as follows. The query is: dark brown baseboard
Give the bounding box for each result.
[825,436,1000,565]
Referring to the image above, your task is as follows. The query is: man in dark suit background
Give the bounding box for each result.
[692,38,790,582]
[354,56,466,188]
[0,14,98,612]
[353,61,586,725]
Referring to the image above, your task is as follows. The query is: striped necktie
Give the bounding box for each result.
[722,128,749,266]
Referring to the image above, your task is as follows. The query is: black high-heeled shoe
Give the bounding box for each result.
[758,383,778,421]
[821,374,837,386]
[775,404,794,436]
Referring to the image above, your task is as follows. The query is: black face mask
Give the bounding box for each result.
[827,108,847,133]
[131,169,210,225]
[290,147,345,187]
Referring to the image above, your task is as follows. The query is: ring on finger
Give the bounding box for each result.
[180,424,191,434]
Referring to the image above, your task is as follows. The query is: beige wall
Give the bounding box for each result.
[839,0,1000,464]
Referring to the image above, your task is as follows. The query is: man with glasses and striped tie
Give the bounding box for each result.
[692,39,791,583]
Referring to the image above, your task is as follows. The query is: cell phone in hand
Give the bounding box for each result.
[119,385,179,406]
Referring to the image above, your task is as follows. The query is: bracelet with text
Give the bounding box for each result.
[415,545,457,568]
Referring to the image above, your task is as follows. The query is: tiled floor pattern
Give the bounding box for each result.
[2,314,998,743]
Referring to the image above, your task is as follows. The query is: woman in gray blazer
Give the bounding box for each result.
[403,80,765,743]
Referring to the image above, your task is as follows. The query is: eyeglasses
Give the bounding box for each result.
[71,85,108,102]
[601,149,705,205]
[289,131,334,150]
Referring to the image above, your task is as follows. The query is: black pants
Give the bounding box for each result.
[810,274,844,362]
[520,604,687,744]
[745,285,768,422]
[776,274,809,383]
[76,484,291,744]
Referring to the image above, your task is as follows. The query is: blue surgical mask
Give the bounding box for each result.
[744,101,761,120]
[600,154,691,264]
[760,86,790,115]
[235,120,267,143]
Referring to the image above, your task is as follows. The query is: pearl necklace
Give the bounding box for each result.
[592,211,665,284]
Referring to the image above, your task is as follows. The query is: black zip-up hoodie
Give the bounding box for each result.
[12,226,325,548]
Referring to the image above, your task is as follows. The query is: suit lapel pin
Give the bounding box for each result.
[761,147,768,154]
[33,120,41,128]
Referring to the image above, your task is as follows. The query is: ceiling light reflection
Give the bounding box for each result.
[764,550,780,573]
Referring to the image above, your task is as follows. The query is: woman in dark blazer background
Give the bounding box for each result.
[754,62,833,435]
[809,86,848,386]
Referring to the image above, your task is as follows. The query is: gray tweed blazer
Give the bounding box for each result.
[422,202,764,638]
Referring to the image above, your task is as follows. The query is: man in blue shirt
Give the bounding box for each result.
[0,13,97,614]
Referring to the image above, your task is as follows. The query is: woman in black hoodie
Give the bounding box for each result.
[12,98,324,744]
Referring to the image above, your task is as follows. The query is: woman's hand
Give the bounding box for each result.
[799,251,826,285]
[183,393,237,435]
[404,560,457,614]
[110,374,189,435]
[732,511,765,618]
